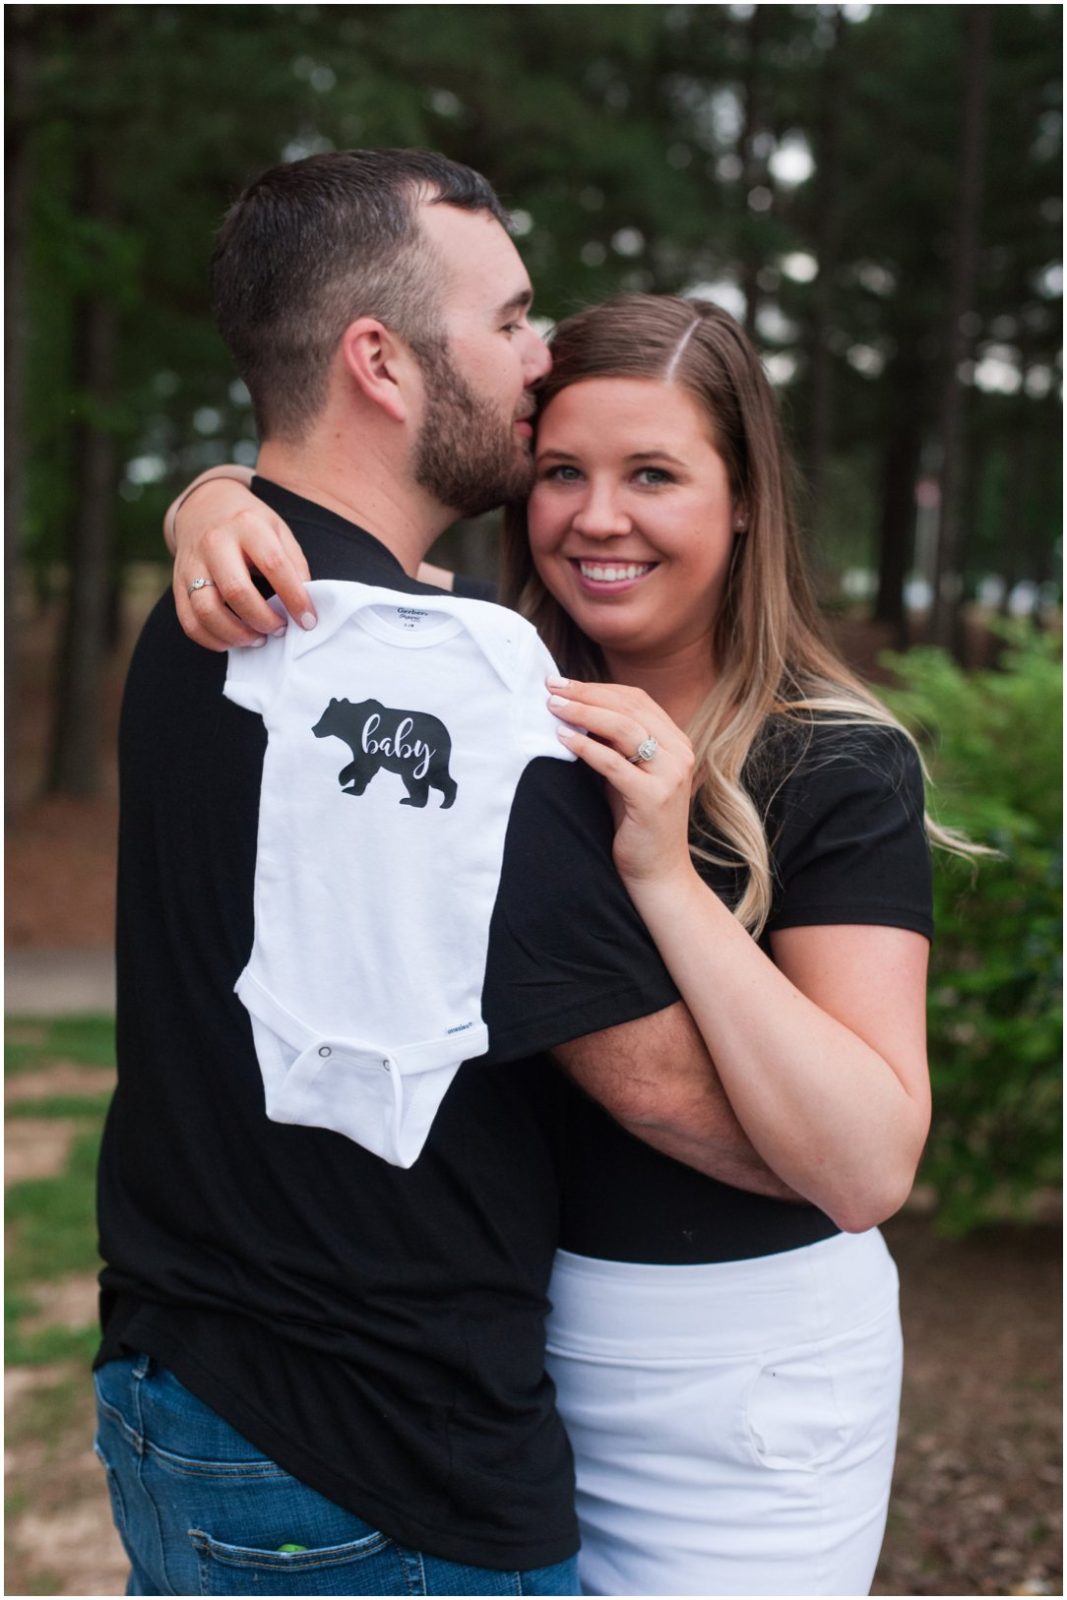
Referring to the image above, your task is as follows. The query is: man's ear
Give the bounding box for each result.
[338,318,417,424]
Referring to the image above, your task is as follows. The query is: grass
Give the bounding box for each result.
[5,1013,118,1593]
[5,1014,117,1074]
[7,1129,104,1286]
[5,1015,114,1366]
[7,1094,115,1120]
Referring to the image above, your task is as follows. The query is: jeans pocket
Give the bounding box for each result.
[189,1526,411,1596]
[743,1348,850,1472]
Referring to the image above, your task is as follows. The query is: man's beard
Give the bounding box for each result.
[412,339,535,518]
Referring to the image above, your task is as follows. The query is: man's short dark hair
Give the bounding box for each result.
[210,149,509,441]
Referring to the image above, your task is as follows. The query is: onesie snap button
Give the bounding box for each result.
[318,1045,332,1058]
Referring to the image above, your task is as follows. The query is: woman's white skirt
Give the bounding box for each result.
[546,1229,902,1597]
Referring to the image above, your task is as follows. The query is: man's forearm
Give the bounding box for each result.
[552,1002,803,1201]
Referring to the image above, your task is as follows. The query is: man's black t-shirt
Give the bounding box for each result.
[559,719,934,1265]
[96,480,680,1569]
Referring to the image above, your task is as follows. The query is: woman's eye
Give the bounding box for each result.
[541,464,583,483]
[635,467,673,486]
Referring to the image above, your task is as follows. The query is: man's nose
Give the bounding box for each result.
[523,327,552,385]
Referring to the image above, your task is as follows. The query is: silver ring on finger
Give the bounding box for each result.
[187,577,217,597]
[628,735,659,765]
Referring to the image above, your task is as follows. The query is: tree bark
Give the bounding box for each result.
[872,356,927,647]
[929,5,992,652]
[738,6,768,343]
[5,17,34,804]
[47,145,120,796]
[804,7,847,519]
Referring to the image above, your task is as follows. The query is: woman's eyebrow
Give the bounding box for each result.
[625,450,687,467]
[535,448,689,466]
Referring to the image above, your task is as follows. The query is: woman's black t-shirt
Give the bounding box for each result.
[558,718,935,1265]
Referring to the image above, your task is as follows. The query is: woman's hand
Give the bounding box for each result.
[169,473,315,651]
[547,676,698,888]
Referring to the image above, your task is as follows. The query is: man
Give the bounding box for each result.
[96,150,788,1596]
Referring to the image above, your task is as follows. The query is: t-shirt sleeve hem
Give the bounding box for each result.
[477,976,681,1065]
[767,902,934,940]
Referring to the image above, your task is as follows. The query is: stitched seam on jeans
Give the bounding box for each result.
[93,1441,129,1537]
[93,1384,144,1453]
[143,1441,290,1480]
[188,1530,392,1569]
[134,1416,178,1594]
[401,1546,426,1595]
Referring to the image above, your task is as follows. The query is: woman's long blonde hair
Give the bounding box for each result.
[501,294,975,936]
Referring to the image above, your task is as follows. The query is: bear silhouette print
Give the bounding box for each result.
[312,696,458,809]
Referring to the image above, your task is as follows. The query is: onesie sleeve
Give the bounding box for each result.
[766,722,934,940]
[514,632,577,763]
[222,605,289,717]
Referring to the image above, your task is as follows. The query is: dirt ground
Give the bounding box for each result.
[5,587,1063,1596]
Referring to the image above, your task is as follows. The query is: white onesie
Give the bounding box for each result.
[224,579,575,1168]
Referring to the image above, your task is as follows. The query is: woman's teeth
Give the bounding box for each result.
[578,562,654,583]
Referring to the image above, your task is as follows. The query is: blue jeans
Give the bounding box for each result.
[94,1355,578,1595]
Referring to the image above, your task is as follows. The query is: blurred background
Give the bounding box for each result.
[5,5,1062,1594]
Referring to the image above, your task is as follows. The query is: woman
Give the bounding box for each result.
[162,295,964,1595]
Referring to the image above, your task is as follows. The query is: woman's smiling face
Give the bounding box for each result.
[527,377,739,668]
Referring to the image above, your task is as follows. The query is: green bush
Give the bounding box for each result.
[882,626,1062,1232]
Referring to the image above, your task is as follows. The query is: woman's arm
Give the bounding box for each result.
[163,466,456,643]
[549,678,932,1233]
[164,467,315,650]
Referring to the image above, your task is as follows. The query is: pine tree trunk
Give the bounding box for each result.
[929,5,992,652]
[872,355,927,647]
[738,6,768,343]
[47,146,119,797]
[804,7,847,519]
[5,18,33,804]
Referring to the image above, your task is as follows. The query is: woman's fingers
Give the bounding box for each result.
[547,680,693,774]
[548,694,663,763]
[266,520,316,626]
[173,513,316,647]
[546,675,675,735]
[555,725,652,791]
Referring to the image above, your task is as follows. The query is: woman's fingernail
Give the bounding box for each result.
[557,725,578,742]
[271,623,287,636]
[248,635,267,648]
[546,674,570,689]
[547,695,571,710]
[300,612,317,631]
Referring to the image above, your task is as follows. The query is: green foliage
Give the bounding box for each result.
[12,4,1061,583]
[882,627,1063,1232]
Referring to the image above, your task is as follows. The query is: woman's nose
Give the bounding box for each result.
[571,489,631,539]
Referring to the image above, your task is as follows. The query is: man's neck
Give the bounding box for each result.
[256,439,450,577]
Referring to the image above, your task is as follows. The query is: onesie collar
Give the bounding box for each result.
[288,580,527,693]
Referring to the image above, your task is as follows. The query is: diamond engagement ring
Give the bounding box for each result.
[187,577,217,597]
[629,736,659,764]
